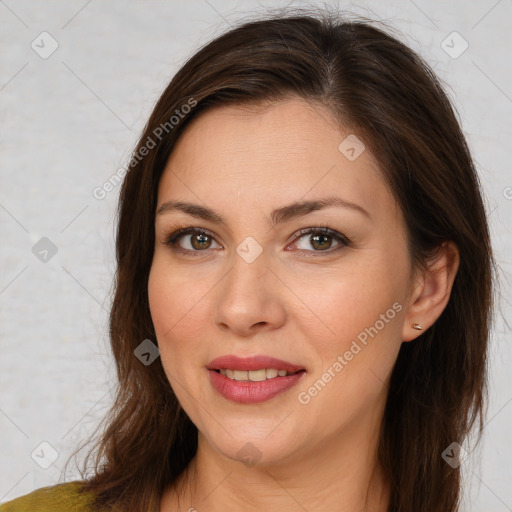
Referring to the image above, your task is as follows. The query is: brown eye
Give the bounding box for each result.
[189,232,213,250]
[292,227,350,254]
[163,227,220,256]
[309,233,333,250]
[163,226,350,257]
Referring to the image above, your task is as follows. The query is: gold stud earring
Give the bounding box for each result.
[412,323,423,330]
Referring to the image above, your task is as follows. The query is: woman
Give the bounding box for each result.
[1,7,495,512]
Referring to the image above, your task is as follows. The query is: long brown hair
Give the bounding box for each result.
[65,7,496,511]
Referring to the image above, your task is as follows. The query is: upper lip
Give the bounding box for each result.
[207,355,305,373]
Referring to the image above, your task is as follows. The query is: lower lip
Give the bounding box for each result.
[208,370,306,404]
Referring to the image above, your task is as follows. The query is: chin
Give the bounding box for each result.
[199,418,307,468]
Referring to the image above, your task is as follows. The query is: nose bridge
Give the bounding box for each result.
[214,240,286,334]
[224,239,270,300]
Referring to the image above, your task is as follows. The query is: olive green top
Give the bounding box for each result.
[0,481,94,511]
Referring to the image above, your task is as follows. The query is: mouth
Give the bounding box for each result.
[214,368,304,381]
[206,355,306,404]
[207,354,305,374]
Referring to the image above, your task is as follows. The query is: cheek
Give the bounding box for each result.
[292,255,404,348]
[294,286,404,433]
[147,258,207,367]
[292,251,407,398]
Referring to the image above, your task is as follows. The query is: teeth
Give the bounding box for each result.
[218,368,294,381]
[266,368,278,378]
[233,370,248,381]
[248,369,267,381]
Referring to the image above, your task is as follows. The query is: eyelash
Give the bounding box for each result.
[162,224,351,257]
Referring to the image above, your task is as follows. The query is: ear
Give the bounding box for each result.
[402,241,460,342]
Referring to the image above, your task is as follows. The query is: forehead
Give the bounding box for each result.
[158,97,396,221]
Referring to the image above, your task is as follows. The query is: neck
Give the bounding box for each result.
[161,416,390,512]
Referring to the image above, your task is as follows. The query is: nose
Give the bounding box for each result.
[214,248,287,337]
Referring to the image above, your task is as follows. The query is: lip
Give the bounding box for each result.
[207,355,306,404]
[207,355,305,373]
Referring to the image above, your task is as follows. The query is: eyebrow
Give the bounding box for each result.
[156,196,370,226]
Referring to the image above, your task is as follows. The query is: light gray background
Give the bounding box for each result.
[1,1,511,510]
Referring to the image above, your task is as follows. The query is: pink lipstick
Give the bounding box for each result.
[207,355,306,404]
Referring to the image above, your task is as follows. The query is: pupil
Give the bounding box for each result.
[192,234,210,250]
[312,234,330,250]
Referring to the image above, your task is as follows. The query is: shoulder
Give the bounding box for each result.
[0,480,94,512]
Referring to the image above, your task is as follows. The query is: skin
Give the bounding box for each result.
[148,96,460,511]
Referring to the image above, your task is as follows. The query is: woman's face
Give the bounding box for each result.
[148,97,416,467]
